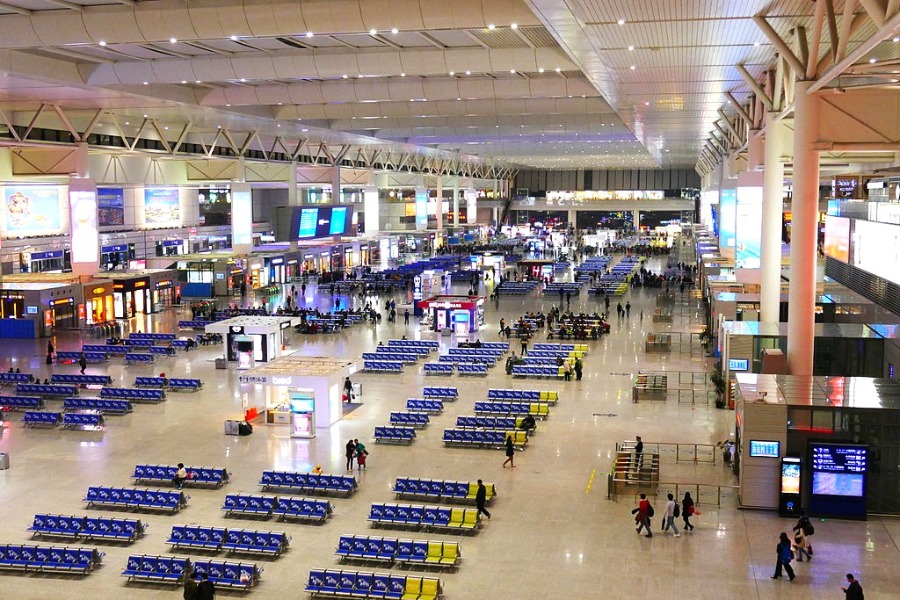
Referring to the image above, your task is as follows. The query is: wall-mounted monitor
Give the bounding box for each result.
[808,443,868,519]
[749,440,780,458]
[728,358,749,371]
[290,205,353,239]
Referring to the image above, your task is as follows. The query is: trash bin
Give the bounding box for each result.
[224,420,240,436]
[215,358,226,370]
[0,453,9,470]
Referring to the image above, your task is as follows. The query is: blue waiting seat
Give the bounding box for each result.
[363,360,403,373]
[442,428,528,450]
[133,376,166,388]
[191,559,262,590]
[373,426,416,445]
[27,514,84,539]
[22,411,60,427]
[100,387,165,403]
[125,353,155,364]
[272,497,334,522]
[82,344,128,355]
[123,339,154,347]
[64,398,132,414]
[222,529,290,556]
[405,399,443,413]
[367,502,480,533]
[51,374,113,386]
[17,383,77,397]
[132,464,230,488]
[56,351,108,363]
[422,387,457,400]
[306,569,437,599]
[168,378,202,392]
[221,494,277,518]
[389,411,429,428]
[258,471,358,497]
[0,544,104,575]
[62,411,104,429]
[166,525,226,551]
[148,346,176,357]
[0,372,33,385]
[81,516,146,542]
[122,554,191,584]
[130,333,176,341]
[456,363,489,376]
[178,320,215,329]
[0,396,43,410]
[393,478,496,504]
[84,486,187,512]
[335,534,398,563]
[424,362,454,375]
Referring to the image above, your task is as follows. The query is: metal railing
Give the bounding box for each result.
[607,476,738,507]
[616,441,719,464]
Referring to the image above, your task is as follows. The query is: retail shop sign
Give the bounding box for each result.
[239,375,268,384]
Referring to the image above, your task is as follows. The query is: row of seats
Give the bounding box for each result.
[406,399,443,413]
[119,339,154,347]
[100,387,165,402]
[132,465,230,488]
[526,350,584,358]
[177,320,216,329]
[542,283,583,294]
[0,373,32,384]
[495,281,538,294]
[0,544,103,574]
[447,348,503,357]
[473,401,550,419]
[64,398,132,414]
[456,415,533,432]
[123,555,262,590]
[436,356,495,367]
[125,352,156,363]
[368,503,480,532]
[442,429,528,449]
[63,412,105,429]
[457,363,489,376]
[531,343,589,352]
[511,365,565,378]
[258,471,358,496]
[133,376,202,391]
[382,346,432,357]
[337,535,460,567]
[56,351,107,363]
[423,363,454,375]
[373,426,416,445]
[167,525,290,556]
[29,514,145,542]
[0,395,43,410]
[50,374,113,386]
[222,494,333,522]
[363,360,403,373]
[387,339,438,350]
[129,332,176,341]
[23,411,64,426]
[392,478,495,503]
[306,569,442,599]
[82,344,128,355]
[85,487,187,512]
[16,383,77,397]
[389,411,429,427]
[488,389,559,402]
[422,387,457,400]
[361,352,420,364]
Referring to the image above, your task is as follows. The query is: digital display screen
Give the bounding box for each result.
[852,219,900,284]
[823,215,850,263]
[297,208,319,238]
[749,440,780,458]
[728,358,749,371]
[810,444,867,497]
[329,207,348,235]
[293,205,352,239]
[781,458,801,494]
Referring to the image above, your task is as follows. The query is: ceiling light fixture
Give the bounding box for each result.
[239,78,246,82]
[869,57,878,63]
[488,23,496,30]
[630,65,636,70]
[306,31,314,38]
[230,35,239,41]
[510,69,516,74]
[142,81,149,85]
[894,36,900,42]
[195,80,201,84]
[369,28,377,35]
[617,18,625,25]
[555,67,561,73]
[628,45,635,51]
[449,71,455,76]
[401,72,406,77]
[98,40,106,46]
[391,28,399,34]
[181,80,187,84]
[465,70,471,75]
[538,68,545,73]
[342,74,349,79]
[169,37,177,44]
[510,23,518,30]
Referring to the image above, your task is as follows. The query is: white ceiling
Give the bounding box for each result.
[0,0,897,171]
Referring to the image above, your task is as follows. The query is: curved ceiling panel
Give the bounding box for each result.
[31,12,93,47]
[187,0,253,40]
[304,0,365,33]
[82,8,144,46]
[133,1,200,43]
[0,16,39,48]
[358,0,427,31]
[244,0,306,38]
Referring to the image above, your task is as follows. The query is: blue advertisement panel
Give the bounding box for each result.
[97,187,125,226]
[735,186,762,268]
[415,190,428,231]
[4,186,61,231]
[144,188,180,226]
[718,188,737,250]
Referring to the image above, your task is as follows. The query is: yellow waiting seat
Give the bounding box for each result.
[461,509,479,530]
[439,543,459,566]
[547,391,559,402]
[464,482,496,502]
[402,577,422,600]
[529,403,550,418]
[420,577,442,600]
[515,416,538,433]
[448,507,465,529]
[424,541,443,564]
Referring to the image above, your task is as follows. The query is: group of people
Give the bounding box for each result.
[632,491,696,538]
[344,439,369,471]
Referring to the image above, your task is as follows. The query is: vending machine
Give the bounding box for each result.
[289,391,316,439]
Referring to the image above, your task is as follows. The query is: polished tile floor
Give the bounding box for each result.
[0,253,897,599]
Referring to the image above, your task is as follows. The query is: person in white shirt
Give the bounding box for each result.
[663,493,681,537]
[173,463,188,489]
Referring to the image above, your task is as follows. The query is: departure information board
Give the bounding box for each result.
[808,443,868,519]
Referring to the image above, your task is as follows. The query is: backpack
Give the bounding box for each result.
[647,503,655,518]
[802,519,814,536]
[673,502,681,518]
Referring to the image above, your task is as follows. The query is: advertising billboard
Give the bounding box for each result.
[69,185,99,266]
[3,186,61,232]
[718,188,737,249]
[735,185,762,268]
[231,183,252,252]
[823,215,850,263]
[292,205,353,239]
[97,187,125,226]
[415,190,428,230]
[852,219,900,284]
[144,188,180,226]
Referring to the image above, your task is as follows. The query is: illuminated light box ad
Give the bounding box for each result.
[415,190,428,230]
[144,188,181,226]
[292,205,352,240]
[852,219,900,285]
[718,188,737,249]
[823,215,850,263]
[231,184,252,248]
[97,187,125,226]
[735,186,762,268]
[69,184,99,265]
[4,186,61,232]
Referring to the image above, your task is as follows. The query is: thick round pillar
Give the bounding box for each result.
[786,81,821,376]
[760,113,785,322]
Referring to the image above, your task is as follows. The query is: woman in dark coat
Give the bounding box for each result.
[772,531,796,582]
[681,492,695,531]
[501,435,516,468]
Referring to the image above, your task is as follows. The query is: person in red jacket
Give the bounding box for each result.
[633,493,653,537]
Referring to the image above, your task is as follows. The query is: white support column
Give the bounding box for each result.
[434,176,443,231]
[567,209,577,230]
[453,184,460,227]
[331,165,341,203]
[786,81,821,376]
[289,162,299,250]
[633,210,640,232]
[760,113,786,322]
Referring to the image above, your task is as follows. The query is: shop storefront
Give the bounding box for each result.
[0,290,25,319]
[418,295,486,335]
[112,277,151,318]
[100,244,134,270]
[49,296,76,329]
[329,246,344,273]
[156,239,186,256]
[82,282,114,325]
[25,249,68,273]
[267,256,286,284]
[149,270,177,310]
[286,257,300,280]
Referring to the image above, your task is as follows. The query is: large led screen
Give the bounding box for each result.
[810,444,867,498]
[292,205,352,239]
[4,186,61,231]
[852,219,900,284]
[823,215,850,263]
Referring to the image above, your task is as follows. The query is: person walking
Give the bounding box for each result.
[793,527,811,562]
[501,435,516,468]
[771,532,796,582]
[196,572,216,600]
[625,301,631,317]
[634,436,644,467]
[404,309,410,325]
[520,337,528,356]
[632,493,653,537]
[183,572,199,600]
[681,492,696,532]
[792,510,815,556]
[574,357,583,381]
[475,479,491,519]
[563,360,573,381]
[842,574,864,600]
[79,352,87,374]
[354,439,368,470]
[345,439,356,471]
[662,493,681,537]
[343,377,353,402]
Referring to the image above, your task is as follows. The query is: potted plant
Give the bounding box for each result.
[710,360,726,409]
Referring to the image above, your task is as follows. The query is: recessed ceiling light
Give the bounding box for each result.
[195,80,201,84]
[617,18,625,25]
[510,69,516,74]
[465,70,471,75]
[230,35,239,41]
[302,128,308,132]
[391,28,399,34]
[125,121,130,125]
[400,73,406,77]
[277,102,283,105]
[142,114,148,118]
[510,23,518,30]
[630,65,636,70]
[239,78,246,82]
[894,36,900,42]
[488,23,496,30]
[753,41,761,47]
[142,81,149,85]
[644,101,650,106]
[164,126,169,130]
[538,68,545,73]
[449,71,455,76]
[181,80,187,84]
[342,74,348,79]
[869,57,878,63]
[628,45,635,51]
[306,31,314,38]
[555,67,561,73]
[369,28,377,35]
[358,74,364,78]
[226,104,231,107]
[98,40,106,46]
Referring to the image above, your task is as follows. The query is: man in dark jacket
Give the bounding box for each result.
[475,479,491,519]
[842,574,864,600]
[196,572,215,600]
[183,574,198,600]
